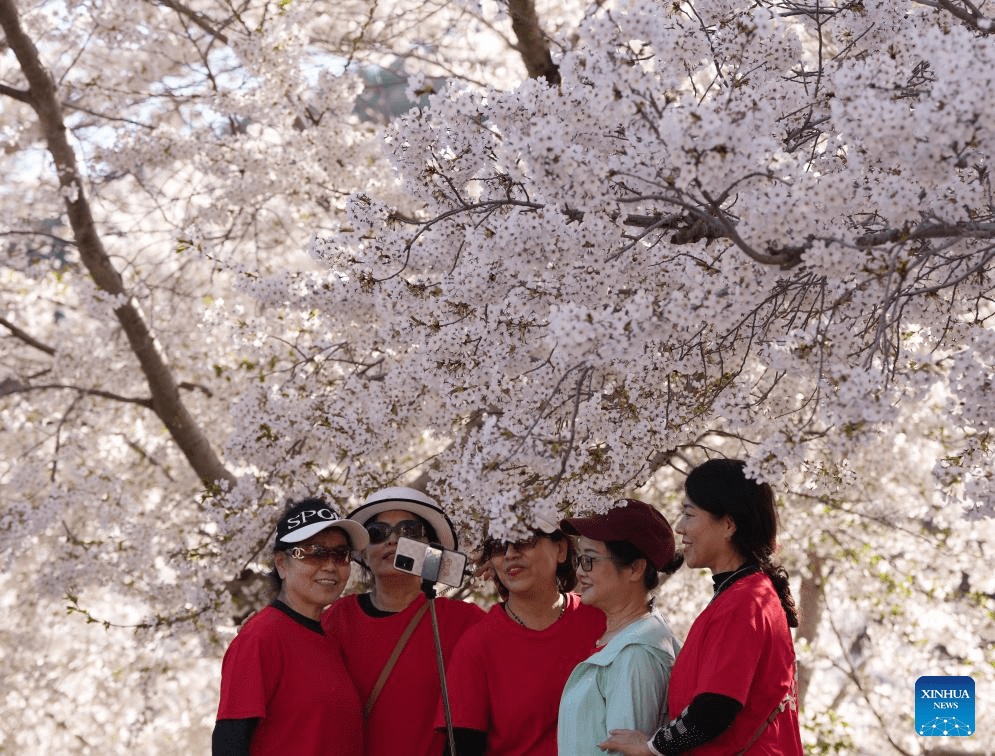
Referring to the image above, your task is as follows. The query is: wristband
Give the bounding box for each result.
[646,734,665,756]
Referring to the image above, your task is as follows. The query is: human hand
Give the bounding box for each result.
[470,548,495,582]
[598,729,653,756]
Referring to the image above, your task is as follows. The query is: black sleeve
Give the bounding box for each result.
[649,693,742,755]
[212,718,259,756]
[440,726,487,756]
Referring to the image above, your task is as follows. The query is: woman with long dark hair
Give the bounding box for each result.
[602,459,803,755]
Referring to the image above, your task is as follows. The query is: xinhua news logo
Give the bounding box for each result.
[916,676,975,737]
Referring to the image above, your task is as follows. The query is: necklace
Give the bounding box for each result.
[505,593,566,629]
[709,564,756,605]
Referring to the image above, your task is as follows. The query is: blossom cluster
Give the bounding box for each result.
[1,0,993,752]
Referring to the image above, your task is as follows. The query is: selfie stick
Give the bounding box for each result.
[426,588,458,755]
[398,538,462,756]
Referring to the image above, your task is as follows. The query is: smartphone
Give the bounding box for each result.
[394,537,468,588]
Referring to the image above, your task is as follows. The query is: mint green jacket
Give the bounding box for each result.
[556,613,681,756]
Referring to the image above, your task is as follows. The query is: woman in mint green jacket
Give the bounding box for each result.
[557,500,683,756]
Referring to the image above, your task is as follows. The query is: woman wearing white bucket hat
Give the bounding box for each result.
[321,486,484,756]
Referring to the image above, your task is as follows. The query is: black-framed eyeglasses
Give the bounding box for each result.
[287,544,352,565]
[574,554,617,572]
[483,532,545,558]
[366,519,427,545]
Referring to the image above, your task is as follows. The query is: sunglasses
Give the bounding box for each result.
[483,532,545,558]
[286,544,352,565]
[365,519,427,545]
[574,553,617,572]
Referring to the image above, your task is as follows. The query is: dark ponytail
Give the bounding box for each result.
[759,562,798,628]
[685,458,799,628]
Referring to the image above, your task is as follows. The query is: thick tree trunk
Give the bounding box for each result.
[795,549,825,709]
[0,0,235,490]
[508,0,560,85]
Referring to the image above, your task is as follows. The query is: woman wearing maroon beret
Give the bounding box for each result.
[556,498,683,756]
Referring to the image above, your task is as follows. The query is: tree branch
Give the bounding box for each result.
[152,0,229,44]
[795,549,825,709]
[856,219,995,248]
[0,0,235,489]
[398,184,995,286]
[0,229,77,247]
[0,382,155,408]
[0,316,57,356]
[917,0,995,33]
[0,81,32,104]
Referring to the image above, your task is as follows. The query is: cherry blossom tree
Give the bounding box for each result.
[0,0,549,751]
[1,0,993,753]
[292,0,995,751]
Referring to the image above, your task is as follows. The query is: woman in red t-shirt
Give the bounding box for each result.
[601,459,804,756]
[321,487,485,756]
[214,498,369,756]
[441,521,606,756]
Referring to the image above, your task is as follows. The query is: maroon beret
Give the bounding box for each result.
[560,498,675,570]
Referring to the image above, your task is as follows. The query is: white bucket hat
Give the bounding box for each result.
[347,486,458,550]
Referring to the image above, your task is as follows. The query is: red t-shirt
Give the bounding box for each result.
[322,592,484,756]
[441,593,606,756]
[217,604,363,756]
[667,572,803,755]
